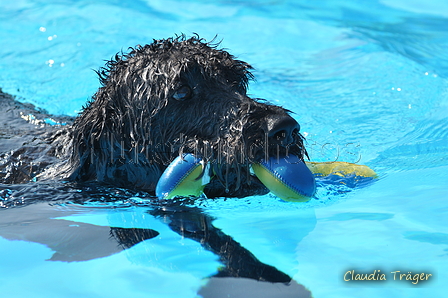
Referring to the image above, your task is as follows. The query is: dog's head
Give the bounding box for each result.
[70,35,308,197]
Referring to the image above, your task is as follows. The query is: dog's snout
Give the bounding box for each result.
[266,115,300,145]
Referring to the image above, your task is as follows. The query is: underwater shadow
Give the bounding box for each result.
[0,182,312,297]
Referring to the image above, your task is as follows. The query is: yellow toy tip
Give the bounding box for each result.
[305,161,377,178]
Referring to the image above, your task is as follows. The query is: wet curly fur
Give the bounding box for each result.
[68,35,308,197]
[1,35,308,198]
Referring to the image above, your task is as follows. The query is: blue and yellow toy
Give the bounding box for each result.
[156,153,376,202]
[251,155,316,202]
[156,154,210,200]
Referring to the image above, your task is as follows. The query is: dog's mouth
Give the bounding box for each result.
[152,122,316,201]
[156,151,316,202]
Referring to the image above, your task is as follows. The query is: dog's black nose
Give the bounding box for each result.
[266,115,300,145]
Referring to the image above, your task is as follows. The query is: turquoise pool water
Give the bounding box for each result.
[1,0,447,297]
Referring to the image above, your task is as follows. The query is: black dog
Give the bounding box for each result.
[0,36,316,296]
[1,35,308,198]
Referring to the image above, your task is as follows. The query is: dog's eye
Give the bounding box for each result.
[173,86,192,101]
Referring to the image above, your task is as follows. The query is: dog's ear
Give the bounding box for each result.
[92,51,172,117]
[233,59,254,93]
